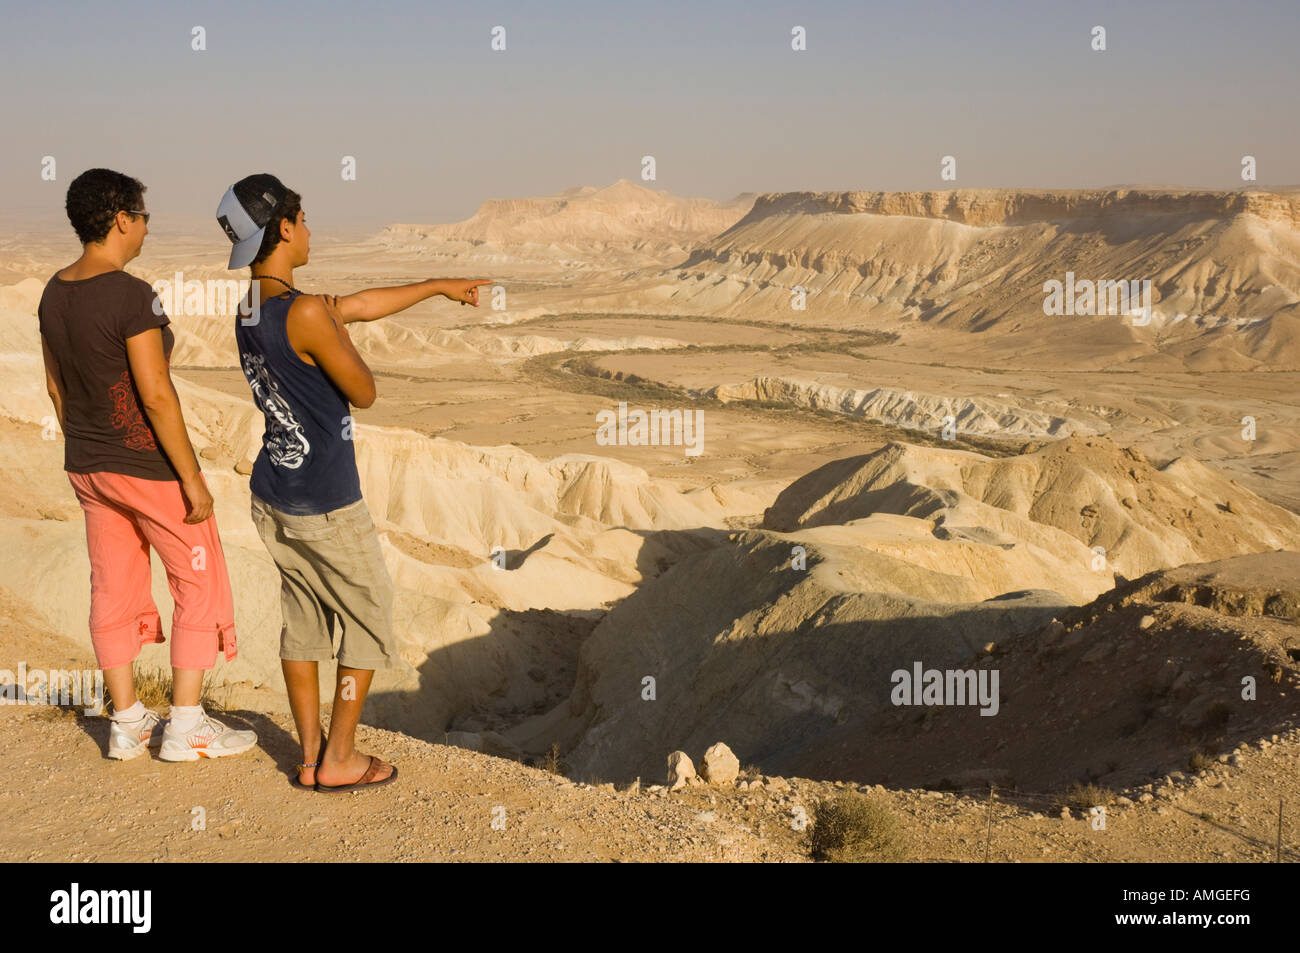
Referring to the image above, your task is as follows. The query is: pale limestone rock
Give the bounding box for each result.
[700,742,740,785]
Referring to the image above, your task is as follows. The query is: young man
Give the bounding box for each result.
[41,167,253,762]
[216,173,489,792]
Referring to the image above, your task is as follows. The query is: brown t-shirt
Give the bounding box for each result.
[38,270,178,480]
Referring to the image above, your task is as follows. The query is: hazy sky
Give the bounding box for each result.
[2,0,1297,235]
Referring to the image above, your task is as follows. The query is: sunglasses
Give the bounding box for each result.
[124,209,150,224]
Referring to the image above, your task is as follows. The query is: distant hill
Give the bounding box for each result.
[668,188,1300,367]
[379,178,754,258]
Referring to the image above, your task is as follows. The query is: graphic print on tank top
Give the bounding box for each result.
[240,350,310,468]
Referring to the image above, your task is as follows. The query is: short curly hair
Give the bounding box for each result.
[251,189,303,266]
[65,168,146,245]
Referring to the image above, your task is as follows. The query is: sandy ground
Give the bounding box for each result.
[5,699,1295,863]
[2,585,1296,863]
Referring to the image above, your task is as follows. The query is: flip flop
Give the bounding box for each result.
[292,759,319,790]
[314,755,397,793]
[290,735,328,790]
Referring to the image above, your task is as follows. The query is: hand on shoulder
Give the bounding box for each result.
[289,293,343,329]
[285,293,353,365]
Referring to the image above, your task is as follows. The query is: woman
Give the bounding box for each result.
[39,167,255,762]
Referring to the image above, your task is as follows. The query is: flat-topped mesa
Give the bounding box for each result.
[672,187,1300,348]
[379,178,755,250]
[731,188,1300,230]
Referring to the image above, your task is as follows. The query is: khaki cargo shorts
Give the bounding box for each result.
[250,493,398,670]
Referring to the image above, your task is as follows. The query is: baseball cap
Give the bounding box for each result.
[215,173,289,269]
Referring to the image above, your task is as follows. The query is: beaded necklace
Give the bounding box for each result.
[252,273,300,295]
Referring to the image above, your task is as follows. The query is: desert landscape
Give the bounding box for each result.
[2,179,1298,863]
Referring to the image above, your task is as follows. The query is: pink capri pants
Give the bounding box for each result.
[68,470,237,671]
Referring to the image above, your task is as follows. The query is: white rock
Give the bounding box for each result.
[667,751,696,791]
[700,742,740,785]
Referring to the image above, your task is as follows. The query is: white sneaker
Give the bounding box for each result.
[158,711,257,761]
[107,710,163,761]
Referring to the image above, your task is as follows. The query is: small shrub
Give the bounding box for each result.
[536,741,566,776]
[131,667,171,711]
[1187,750,1214,772]
[808,792,904,862]
[1059,782,1114,813]
[121,666,228,714]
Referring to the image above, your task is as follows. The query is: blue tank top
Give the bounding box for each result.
[235,290,363,515]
